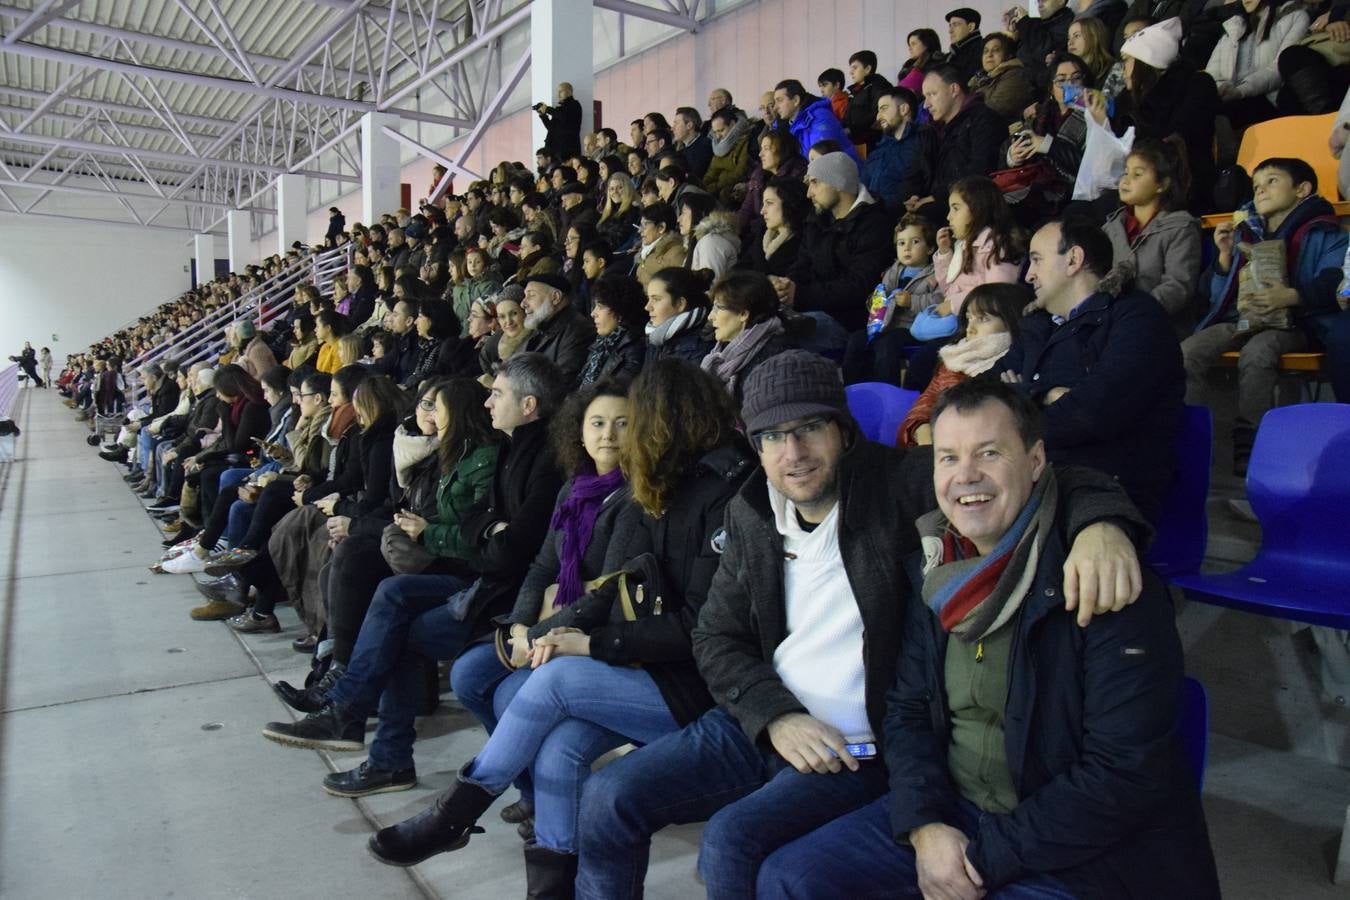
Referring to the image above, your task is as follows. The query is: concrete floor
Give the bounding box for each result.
[0,386,1346,899]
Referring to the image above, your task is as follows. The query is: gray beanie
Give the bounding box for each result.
[805,152,860,198]
[740,350,852,434]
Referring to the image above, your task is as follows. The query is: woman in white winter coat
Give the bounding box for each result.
[678,192,740,281]
[1206,0,1310,128]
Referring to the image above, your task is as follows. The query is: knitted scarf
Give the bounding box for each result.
[701,316,784,392]
[918,469,1057,642]
[579,329,626,385]
[937,332,1013,377]
[326,402,358,442]
[646,307,708,348]
[549,467,626,607]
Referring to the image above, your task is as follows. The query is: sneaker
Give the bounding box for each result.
[160,549,212,574]
[190,598,246,621]
[226,610,280,634]
[159,538,201,563]
[262,704,365,751]
[98,448,128,462]
[203,548,257,577]
[291,634,318,654]
[323,761,416,798]
[148,498,179,511]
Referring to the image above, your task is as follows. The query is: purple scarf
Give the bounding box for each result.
[549,467,625,607]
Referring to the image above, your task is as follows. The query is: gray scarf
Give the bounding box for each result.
[711,110,754,157]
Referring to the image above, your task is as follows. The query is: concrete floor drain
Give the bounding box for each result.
[201,722,224,731]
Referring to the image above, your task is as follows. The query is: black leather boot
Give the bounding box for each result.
[274,661,345,713]
[1282,64,1335,115]
[524,842,578,900]
[367,763,497,867]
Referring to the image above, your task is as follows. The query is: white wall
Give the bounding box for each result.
[0,203,193,354]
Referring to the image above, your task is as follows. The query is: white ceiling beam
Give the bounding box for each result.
[380,4,532,109]
[0,131,360,181]
[593,0,699,31]
[0,41,471,129]
[0,4,370,86]
[1,0,81,45]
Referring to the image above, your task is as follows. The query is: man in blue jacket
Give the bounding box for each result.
[772,78,861,166]
[1000,217,1184,523]
[860,86,935,218]
[755,378,1221,900]
[1182,158,1349,475]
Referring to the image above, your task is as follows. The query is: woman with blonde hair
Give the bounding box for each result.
[597,172,640,253]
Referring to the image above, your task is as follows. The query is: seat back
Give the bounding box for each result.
[1180,676,1209,791]
[1147,406,1212,577]
[845,382,920,447]
[1246,404,1350,580]
[1236,113,1341,201]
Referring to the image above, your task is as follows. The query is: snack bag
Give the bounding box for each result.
[865,284,895,341]
[1235,240,1294,334]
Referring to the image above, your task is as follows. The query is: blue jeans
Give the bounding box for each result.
[1304,310,1350,402]
[136,428,158,473]
[575,706,888,900]
[449,643,534,802]
[463,657,680,854]
[326,573,474,772]
[758,795,1077,899]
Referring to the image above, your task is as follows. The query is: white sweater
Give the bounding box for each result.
[768,487,873,743]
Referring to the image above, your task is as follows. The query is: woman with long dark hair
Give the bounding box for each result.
[644,267,714,365]
[365,361,754,897]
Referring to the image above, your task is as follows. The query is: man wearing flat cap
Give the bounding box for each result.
[946,8,985,83]
[521,272,596,385]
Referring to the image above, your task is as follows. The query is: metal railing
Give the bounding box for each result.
[0,364,19,420]
[125,245,350,405]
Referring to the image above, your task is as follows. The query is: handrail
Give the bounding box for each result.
[125,245,351,406]
[0,364,19,420]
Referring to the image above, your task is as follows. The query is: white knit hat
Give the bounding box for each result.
[1120,17,1183,71]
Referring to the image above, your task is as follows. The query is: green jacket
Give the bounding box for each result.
[703,134,753,209]
[421,442,499,562]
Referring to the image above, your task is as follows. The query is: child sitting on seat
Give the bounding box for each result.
[1182,157,1347,474]
[897,282,1029,446]
[843,214,941,385]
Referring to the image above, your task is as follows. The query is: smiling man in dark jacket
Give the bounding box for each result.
[1002,218,1184,523]
[574,352,1150,900]
[757,379,1221,900]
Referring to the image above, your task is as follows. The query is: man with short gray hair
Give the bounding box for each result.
[262,352,565,799]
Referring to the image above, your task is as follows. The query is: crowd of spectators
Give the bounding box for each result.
[56,1,1350,896]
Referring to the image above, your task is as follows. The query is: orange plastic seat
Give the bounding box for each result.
[1201,112,1344,229]
[1216,350,1326,373]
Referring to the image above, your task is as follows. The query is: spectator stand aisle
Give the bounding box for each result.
[0,364,20,462]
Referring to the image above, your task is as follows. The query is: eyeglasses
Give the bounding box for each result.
[751,417,833,453]
[417,398,437,411]
[298,391,322,399]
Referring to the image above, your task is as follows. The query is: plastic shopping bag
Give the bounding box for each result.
[1072,115,1133,202]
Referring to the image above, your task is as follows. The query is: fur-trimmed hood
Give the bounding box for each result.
[693,210,740,242]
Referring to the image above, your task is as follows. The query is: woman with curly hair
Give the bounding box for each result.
[366,359,755,895]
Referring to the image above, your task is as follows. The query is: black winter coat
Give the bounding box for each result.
[789,199,894,331]
[1112,62,1219,213]
[886,529,1220,898]
[948,33,985,85]
[150,379,181,419]
[999,289,1183,523]
[843,72,896,149]
[580,328,645,384]
[576,442,756,726]
[1016,7,1075,91]
[540,96,583,159]
[460,418,565,633]
[644,327,712,367]
[199,397,270,464]
[738,226,802,277]
[927,100,1008,209]
[525,305,598,386]
[169,389,221,453]
[302,417,396,519]
[692,435,1150,748]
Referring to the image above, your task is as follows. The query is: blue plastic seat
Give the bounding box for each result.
[1180,676,1209,791]
[1147,406,1212,578]
[1171,403,1350,629]
[845,382,920,447]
